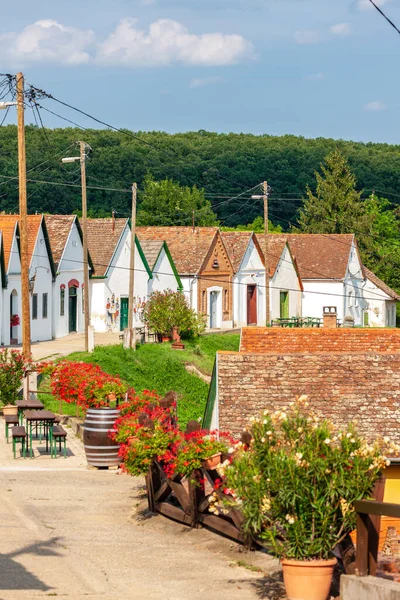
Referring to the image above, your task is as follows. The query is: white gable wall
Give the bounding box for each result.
[302,281,344,322]
[4,231,21,345]
[53,221,85,338]
[363,277,396,327]
[148,249,180,294]
[29,223,53,342]
[90,227,149,332]
[270,245,302,320]
[233,239,264,327]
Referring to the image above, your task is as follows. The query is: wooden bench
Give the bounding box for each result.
[11,426,26,459]
[5,414,20,443]
[51,425,67,458]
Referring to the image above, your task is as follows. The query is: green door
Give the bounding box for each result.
[280,291,289,319]
[68,287,77,333]
[120,298,129,331]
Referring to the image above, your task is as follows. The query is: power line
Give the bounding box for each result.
[367,0,400,36]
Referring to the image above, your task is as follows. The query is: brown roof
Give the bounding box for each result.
[45,215,76,268]
[221,232,253,273]
[364,267,400,301]
[0,216,19,270]
[139,240,164,271]
[27,215,43,266]
[256,234,355,280]
[87,218,128,276]
[255,235,298,277]
[136,227,219,275]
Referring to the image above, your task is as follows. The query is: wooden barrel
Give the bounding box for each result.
[83,407,121,467]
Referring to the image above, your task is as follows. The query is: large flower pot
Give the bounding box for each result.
[281,558,337,600]
[203,452,222,470]
[83,407,121,468]
[2,405,18,416]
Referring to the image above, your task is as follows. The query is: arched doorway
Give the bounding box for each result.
[10,290,18,343]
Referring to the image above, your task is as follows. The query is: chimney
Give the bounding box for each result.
[323,306,337,329]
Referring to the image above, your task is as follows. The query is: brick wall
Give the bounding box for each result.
[217,352,400,441]
[240,327,400,354]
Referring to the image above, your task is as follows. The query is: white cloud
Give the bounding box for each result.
[96,18,254,66]
[189,76,224,89]
[0,20,94,66]
[364,100,386,111]
[306,72,325,81]
[330,23,352,36]
[358,0,389,10]
[294,30,321,45]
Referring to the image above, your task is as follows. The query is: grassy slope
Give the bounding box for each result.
[41,333,240,426]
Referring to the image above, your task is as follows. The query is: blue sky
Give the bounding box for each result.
[2,0,400,143]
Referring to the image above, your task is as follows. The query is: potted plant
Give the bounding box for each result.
[221,397,396,600]
[165,430,229,479]
[0,349,27,415]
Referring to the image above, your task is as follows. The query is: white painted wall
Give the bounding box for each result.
[270,245,302,320]
[90,228,150,332]
[363,277,396,327]
[5,231,21,345]
[29,223,53,342]
[233,239,264,327]
[148,248,180,294]
[302,281,344,321]
[53,220,85,339]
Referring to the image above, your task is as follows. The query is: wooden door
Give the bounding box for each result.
[120,298,129,331]
[247,285,257,325]
[280,291,289,319]
[210,291,218,328]
[68,287,77,333]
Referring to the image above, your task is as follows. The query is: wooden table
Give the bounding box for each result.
[17,399,44,424]
[24,410,56,458]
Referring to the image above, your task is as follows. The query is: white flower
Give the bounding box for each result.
[261,437,266,443]
[285,514,296,525]
[295,452,303,460]
[266,430,272,437]
[350,438,355,444]
[386,459,391,467]
[346,433,352,439]
[263,419,267,424]
[324,438,331,445]
[297,427,303,433]
[228,447,235,454]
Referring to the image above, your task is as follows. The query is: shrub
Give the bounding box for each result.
[0,349,28,405]
[142,289,205,338]
[219,396,396,560]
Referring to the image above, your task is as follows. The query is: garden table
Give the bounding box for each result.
[17,399,44,424]
[24,410,56,458]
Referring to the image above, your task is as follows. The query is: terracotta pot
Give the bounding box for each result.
[2,405,18,416]
[161,336,171,343]
[203,452,222,470]
[281,558,337,600]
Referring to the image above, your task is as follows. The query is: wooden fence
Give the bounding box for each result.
[146,458,249,545]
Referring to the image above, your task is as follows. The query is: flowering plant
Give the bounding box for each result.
[164,430,229,479]
[48,361,126,410]
[218,396,397,560]
[10,314,20,327]
[0,349,28,405]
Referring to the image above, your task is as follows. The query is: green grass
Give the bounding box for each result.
[40,333,240,427]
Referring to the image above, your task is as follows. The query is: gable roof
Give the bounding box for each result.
[256,234,355,280]
[220,231,254,273]
[45,215,76,269]
[26,215,43,267]
[0,216,19,271]
[87,218,129,277]
[139,240,164,271]
[255,234,297,277]
[364,267,400,301]
[136,227,219,275]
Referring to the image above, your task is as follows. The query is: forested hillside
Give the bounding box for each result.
[1,125,400,227]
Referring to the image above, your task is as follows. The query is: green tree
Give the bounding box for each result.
[296,151,368,234]
[221,216,282,233]
[137,174,217,226]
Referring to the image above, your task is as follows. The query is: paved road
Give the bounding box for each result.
[0,420,280,600]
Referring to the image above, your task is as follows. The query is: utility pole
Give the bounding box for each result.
[17,72,31,358]
[263,180,270,325]
[127,183,137,350]
[80,141,90,352]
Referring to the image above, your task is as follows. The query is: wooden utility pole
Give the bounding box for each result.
[263,180,270,325]
[80,141,90,352]
[17,72,31,358]
[127,183,137,349]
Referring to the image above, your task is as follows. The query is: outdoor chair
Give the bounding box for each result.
[5,414,19,443]
[11,426,26,459]
[51,425,67,458]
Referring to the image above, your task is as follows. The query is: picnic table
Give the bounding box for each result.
[271,317,322,328]
[17,398,44,424]
[24,410,56,458]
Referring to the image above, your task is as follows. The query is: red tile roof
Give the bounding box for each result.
[139,240,164,271]
[136,227,219,275]
[364,267,400,301]
[27,215,45,266]
[45,215,76,268]
[87,218,128,276]
[0,216,19,270]
[220,232,253,273]
[256,234,355,280]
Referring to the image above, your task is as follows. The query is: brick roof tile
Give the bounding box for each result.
[136,227,219,275]
[45,215,76,268]
[139,240,164,271]
[87,218,128,276]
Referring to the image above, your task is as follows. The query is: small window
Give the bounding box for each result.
[60,288,65,317]
[32,294,38,320]
[42,293,48,319]
[202,290,206,313]
[348,291,353,308]
[224,289,228,311]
